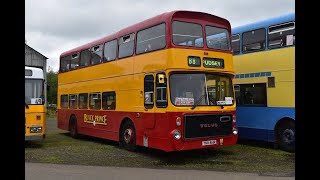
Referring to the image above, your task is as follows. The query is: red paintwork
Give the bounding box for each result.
[59,10,232,59]
[58,109,237,152]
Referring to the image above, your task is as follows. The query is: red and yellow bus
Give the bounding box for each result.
[57,10,238,152]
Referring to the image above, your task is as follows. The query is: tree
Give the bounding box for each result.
[47,70,58,104]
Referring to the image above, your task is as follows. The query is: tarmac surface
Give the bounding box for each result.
[26,162,295,180]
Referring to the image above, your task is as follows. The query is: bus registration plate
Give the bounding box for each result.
[202,140,217,146]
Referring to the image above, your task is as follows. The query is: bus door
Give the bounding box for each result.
[154,72,168,128]
[235,83,268,141]
[143,74,155,129]
[217,77,228,101]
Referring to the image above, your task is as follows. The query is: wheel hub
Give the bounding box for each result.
[283,129,295,144]
[124,128,133,143]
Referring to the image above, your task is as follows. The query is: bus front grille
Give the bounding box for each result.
[184,114,233,139]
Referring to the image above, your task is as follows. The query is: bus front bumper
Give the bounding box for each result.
[25,135,45,141]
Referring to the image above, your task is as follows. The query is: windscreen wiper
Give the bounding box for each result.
[191,94,207,110]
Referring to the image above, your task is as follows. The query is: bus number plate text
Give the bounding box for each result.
[202,140,217,146]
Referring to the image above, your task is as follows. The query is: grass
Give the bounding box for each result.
[25,118,295,176]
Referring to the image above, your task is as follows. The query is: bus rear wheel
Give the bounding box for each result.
[120,121,137,151]
[69,116,79,139]
[278,121,295,153]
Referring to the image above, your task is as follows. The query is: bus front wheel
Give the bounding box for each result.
[278,121,295,153]
[69,116,79,139]
[120,120,137,151]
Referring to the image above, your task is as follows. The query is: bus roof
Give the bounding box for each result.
[232,12,295,35]
[60,10,231,57]
[25,66,44,79]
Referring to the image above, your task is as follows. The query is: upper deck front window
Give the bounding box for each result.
[205,26,230,50]
[172,21,204,47]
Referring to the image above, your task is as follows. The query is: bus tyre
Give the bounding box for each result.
[278,121,295,153]
[120,121,137,151]
[69,116,79,139]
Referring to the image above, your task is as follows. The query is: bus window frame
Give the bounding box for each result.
[69,94,78,109]
[118,33,135,59]
[231,34,240,55]
[79,49,92,68]
[60,94,69,109]
[103,39,118,62]
[102,91,116,110]
[205,25,231,51]
[242,28,266,54]
[78,93,88,109]
[70,52,80,70]
[89,92,101,110]
[60,56,71,73]
[267,21,295,49]
[171,20,204,49]
[235,83,267,107]
[90,44,103,65]
[135,22,167,55]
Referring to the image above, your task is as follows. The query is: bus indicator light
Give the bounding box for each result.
[176,117,181,126]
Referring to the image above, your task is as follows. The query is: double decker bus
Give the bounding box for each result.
[231,13,295,152]
[57,10,238,152]
[25,66,46,141]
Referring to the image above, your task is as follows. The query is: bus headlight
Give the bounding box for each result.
[232,127,238,135]
[30,126,42,133]
[173,130,181,140]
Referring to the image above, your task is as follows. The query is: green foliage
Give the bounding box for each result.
[46,108,57,118]
[47,70,58,104]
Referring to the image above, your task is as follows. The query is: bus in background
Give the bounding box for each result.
[25,66,46,141]
[231,13,295,152]
[57,10,238,152]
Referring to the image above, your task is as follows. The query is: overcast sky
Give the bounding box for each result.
[25,0,295,72]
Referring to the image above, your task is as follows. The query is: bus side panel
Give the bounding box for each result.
[236,107,295,142]
[57,110,69,131]
[135,112,171,151]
